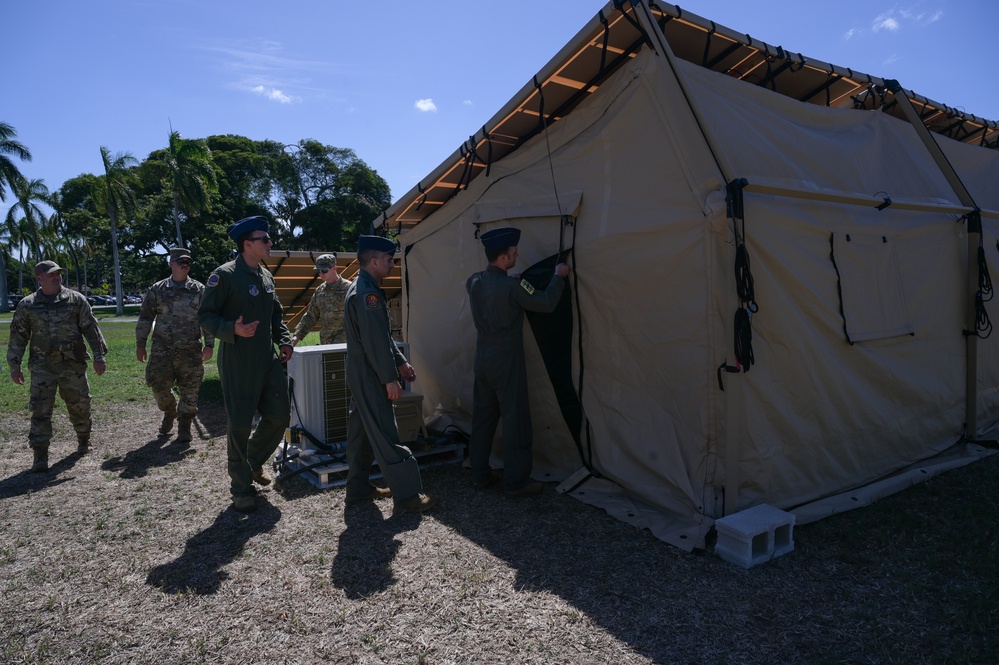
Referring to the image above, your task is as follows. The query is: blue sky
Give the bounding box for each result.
[4,0,996,221]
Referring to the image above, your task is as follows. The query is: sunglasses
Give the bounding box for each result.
[249,235,273,244]
[319,268,333,274]
[174,260,192,267]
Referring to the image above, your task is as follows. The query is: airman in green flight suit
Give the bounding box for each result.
[198,216,293,513]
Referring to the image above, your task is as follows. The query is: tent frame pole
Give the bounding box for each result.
[885,80,982,440]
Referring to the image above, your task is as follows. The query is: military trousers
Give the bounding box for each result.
[145,345,204,417]
[469,349,533,491]
[26,358,92,451]
[344,375,422,503]
[220,356,289,498]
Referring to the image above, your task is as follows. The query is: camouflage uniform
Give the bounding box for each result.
[136,276,214,420]
[293,276,352,344]
[6,286,108,452]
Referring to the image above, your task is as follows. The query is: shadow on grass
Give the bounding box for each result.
[0,450,85,500]
[146,494,281,595]
[101,435,195,479]
[331,500,419,598]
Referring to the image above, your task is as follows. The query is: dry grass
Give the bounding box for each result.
[0,398,996,665]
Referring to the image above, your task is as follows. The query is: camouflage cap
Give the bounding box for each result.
[314,253,337,272]
[169,247,193,261]
[34,260,64,275]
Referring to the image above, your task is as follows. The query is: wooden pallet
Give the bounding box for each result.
[274,440,465,489]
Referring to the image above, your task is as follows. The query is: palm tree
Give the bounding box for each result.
[46,191,83,288]
[0,121,31,202]
[97,146,137,316]
[4,176,50,296]
[165,130,217,247]
[0,121,32,312]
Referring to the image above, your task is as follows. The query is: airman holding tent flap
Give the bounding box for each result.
[343,234,437,514]
[6,260,108,472]
[136,246,214,443]
[291,253,352,346]
[198,216,293,513]
[466,227,570,497]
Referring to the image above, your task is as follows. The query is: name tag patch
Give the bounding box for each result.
[520,279,535,295]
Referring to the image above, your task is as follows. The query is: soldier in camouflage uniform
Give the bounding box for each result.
[6,260,108,472]
[136,247,215,443]
[291,253,352,346]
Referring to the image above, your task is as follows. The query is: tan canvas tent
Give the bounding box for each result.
[375,0,999,549]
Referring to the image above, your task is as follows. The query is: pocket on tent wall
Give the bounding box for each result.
[830,231,914,343]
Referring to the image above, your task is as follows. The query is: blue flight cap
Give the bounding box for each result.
[357,234,397,256]
[480,227,521,251]
[226,215,269,241]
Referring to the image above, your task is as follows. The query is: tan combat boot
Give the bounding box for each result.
[175,416,193,443]
[158,408,177,436]
[31,448,49,473]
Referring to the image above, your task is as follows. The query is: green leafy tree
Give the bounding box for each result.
[0,121,32,311]
[163,130,217,247]
[4,176,50,295]
[57,173,105,294]
[0,121,31,202]
[96,147,137,316]
[45,190,85,288]
[265,139,391,251]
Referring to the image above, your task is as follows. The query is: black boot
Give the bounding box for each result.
[31,448,49,473]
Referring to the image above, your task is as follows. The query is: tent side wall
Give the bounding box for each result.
[401,48,729,524]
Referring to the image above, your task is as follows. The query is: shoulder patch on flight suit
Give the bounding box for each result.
[265,284,275,293]
[520,279,535,295]
[365,293,381,309]
[207,273,220,287]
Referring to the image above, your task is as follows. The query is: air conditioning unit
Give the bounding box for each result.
[287,342,409,447]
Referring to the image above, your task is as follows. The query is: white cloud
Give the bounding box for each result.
[873,15,900,32]
[251,85,299,104]
[844,28,857,40]
[415,98,437,112]
[463,100,473,106]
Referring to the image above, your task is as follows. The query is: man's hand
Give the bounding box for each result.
[399,362,416,384]
[93,360,107,376]
[385,380,402,401]
[278,344,293,363]
[201,347,214,362]
[555,262,571,278]
[234,315,259,338]
[136,347,147,363]
[11,371,24,385]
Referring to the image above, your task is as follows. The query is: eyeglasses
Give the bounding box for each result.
[249,235,272,244]
[174,260,192,267]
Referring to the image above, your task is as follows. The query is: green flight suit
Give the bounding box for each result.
[198,254,291,498]
[343,268,423,502]
[465,265,565,490]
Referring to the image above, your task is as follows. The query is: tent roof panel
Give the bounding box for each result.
[376,0,997,235]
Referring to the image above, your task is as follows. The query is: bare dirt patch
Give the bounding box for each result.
[0,400,995,664]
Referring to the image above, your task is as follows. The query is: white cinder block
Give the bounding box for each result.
[714,504,795,569]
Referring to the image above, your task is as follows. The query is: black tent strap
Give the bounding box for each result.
[598,10,611,75]
[733,307,754,372]
[701,21,716,68]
